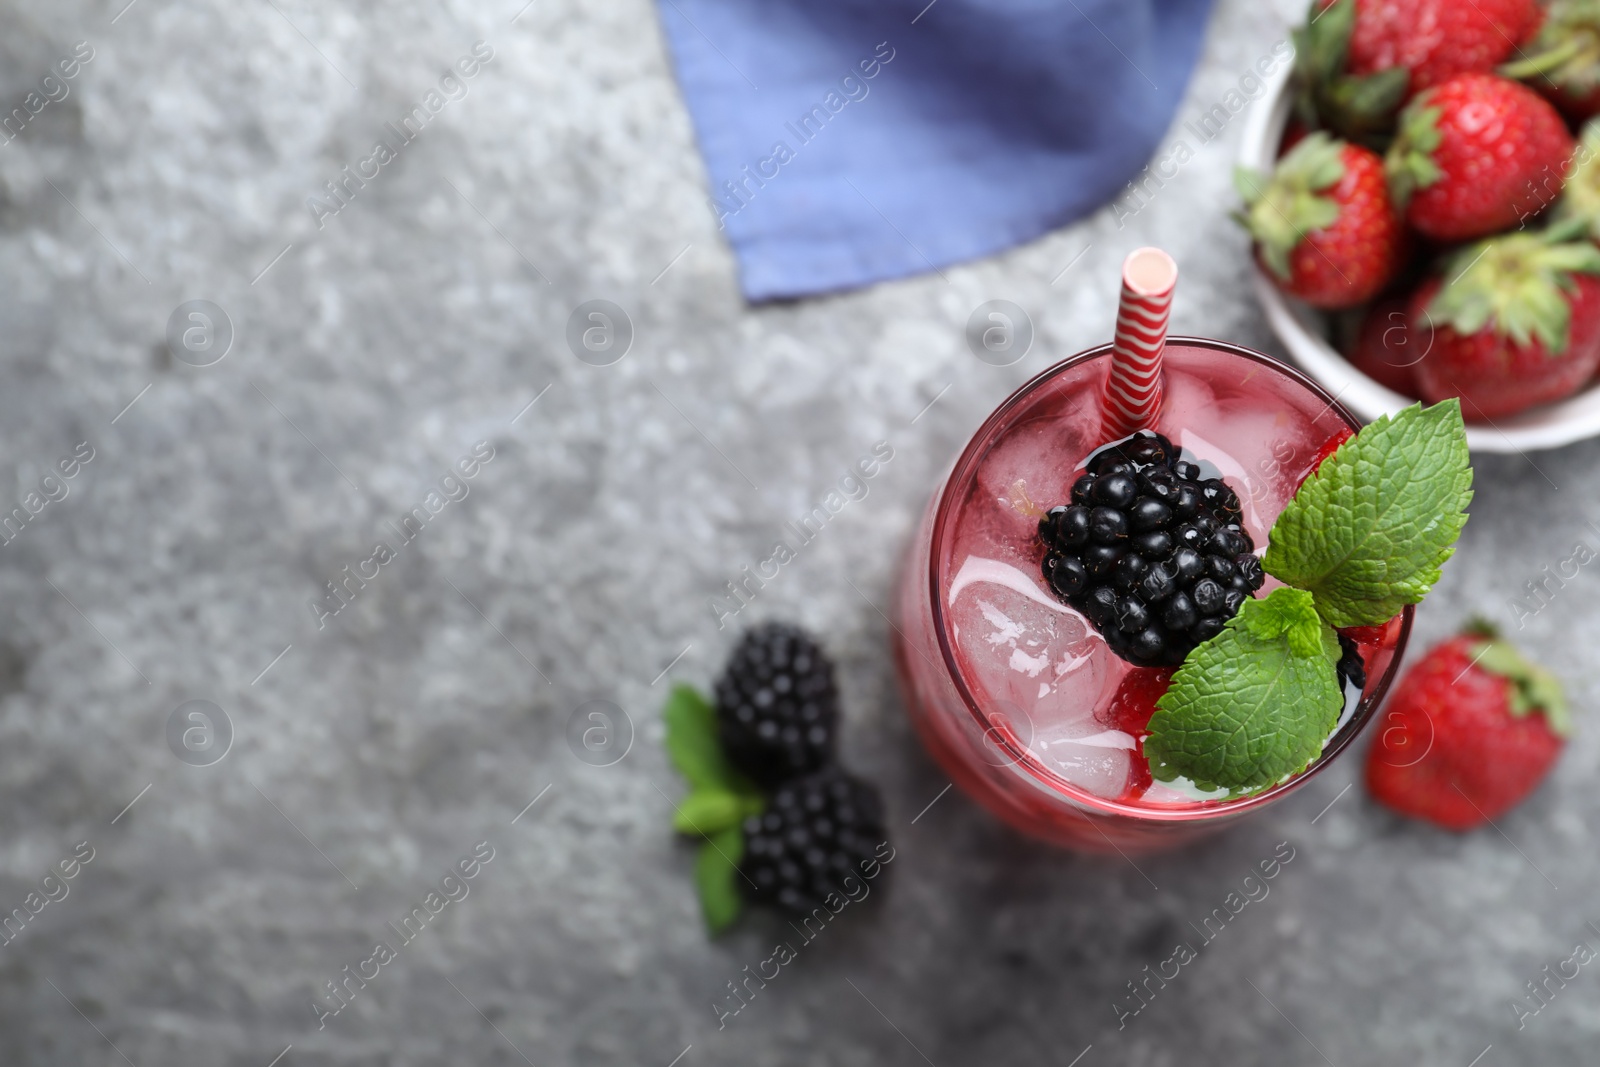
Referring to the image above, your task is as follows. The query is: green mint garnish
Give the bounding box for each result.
[1262,401,1473,628]
[663,683,763,932]
[1141,400,1474,795]
[693,826,745,934]
[664,683,737,789]
[672,788,759,836]
[1145,589,1343,795]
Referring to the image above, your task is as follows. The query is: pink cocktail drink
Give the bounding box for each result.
[893,338,1412,852]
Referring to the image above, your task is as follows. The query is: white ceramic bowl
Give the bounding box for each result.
[1238,60,1600,452]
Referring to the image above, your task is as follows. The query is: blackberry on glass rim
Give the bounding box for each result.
[1038,430,1266,667]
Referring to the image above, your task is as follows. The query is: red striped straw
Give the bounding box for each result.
[1103,247,1177,438]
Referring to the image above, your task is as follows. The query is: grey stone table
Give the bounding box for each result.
[0,0,1594,1064]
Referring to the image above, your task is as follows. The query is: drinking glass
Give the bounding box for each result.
[892,338,1411,852]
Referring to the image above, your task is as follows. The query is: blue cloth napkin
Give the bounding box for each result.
[656,0,1216,301]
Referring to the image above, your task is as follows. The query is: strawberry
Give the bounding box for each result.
[1502,0,1600,122]
[1235,132,1406,309]
[1386,73,1573,241]
[1294,0,1412,145]
[1366,623,1569,830]
[1096,667,1174,800]
[1409,226,1600,418]
[1295,0,1535,141]
[1340,0,1535,92]
[1307,426,1356,475]
[1343,296,1424,395]
[1343,623,1393,645]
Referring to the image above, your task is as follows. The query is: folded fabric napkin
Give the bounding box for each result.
[656,0,1216,301]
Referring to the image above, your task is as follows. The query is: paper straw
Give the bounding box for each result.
[1103,247,1176,438]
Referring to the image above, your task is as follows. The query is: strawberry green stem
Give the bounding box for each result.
[1385,101,1443,209]
[1502,0,1600,95]
[1234,132,1346,280]
[1428,231,1600,354]
[1502,36,1588,80]
[1557,120,1600,239]
[1465,634,1571,735]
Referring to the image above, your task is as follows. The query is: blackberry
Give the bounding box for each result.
[1038,431,1266,668]
[1336,633,1367,693]
[739,767,886,913]
[714,623,839,787]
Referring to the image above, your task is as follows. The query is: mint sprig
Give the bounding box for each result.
[693,826,745,933]
[664,683,738,790]
[672,789,759,836]
[1142,401,1473,795]
[1146,590,1344,795]
[663,684,763,932]
[1262,401,1473,627]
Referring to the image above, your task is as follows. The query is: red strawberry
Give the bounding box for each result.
[1343,622,1398,649]
[1338,0,1535,93]
[1307,425,1356,476]
[1337,618,1403,692]
[1294,0,1535,141]
[1294,0,1411,145]
[1502,0,1600,121]
[1236,132,1406,309]
[1096,667,1174,800]
[1366,624,1569,830]
[1409,227,1600,418]
[1343,296,1424,395]
[1386,73,1573,241]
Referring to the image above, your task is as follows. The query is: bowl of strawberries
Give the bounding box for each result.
[1239,0,1600,452]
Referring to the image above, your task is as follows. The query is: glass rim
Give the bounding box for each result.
[925,336,1414,823]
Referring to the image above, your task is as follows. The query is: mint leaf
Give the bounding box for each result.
[673,787,760,836]
[694,826,745,934]
[1239,586,1324,657]
[664,685,762,934]
[663,683,738,790]
[1263,401,1472,627]
[663,683,764,829]
[1144,590,1345,795]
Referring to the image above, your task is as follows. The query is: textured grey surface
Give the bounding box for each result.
[0,0,1595,1065]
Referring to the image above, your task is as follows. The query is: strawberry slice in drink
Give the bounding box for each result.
[1096,667,1175,801]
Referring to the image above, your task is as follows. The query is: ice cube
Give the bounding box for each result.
[1181,412,1320,534]
[947,555,1111,745]
[967,415,1087,568]
[1034,729,1134,800]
